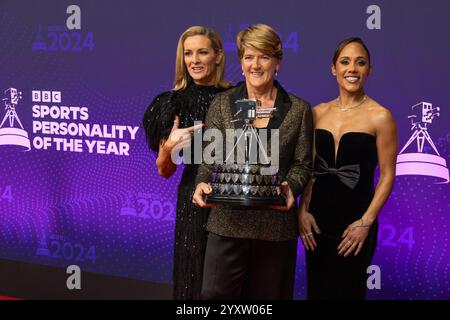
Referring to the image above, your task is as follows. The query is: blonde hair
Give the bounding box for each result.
[173,26,230,91]
[237,24,283,61]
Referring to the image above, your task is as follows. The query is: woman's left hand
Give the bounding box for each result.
[337,220,371,257]
[269,181,295,211]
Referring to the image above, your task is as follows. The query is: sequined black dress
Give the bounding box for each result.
[306,129,379,299]
[143,83,225,300]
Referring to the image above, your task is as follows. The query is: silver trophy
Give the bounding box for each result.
[206,99,285,207]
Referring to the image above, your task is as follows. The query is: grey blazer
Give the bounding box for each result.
[195,81,313,241]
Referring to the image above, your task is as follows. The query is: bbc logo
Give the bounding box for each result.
[32,90,61,103]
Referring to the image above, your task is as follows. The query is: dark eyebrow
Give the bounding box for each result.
[339,56,367,60]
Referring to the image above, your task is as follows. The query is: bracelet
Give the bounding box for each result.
[357,217,372,228]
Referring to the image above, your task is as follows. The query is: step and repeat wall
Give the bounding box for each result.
[0,0,448,299]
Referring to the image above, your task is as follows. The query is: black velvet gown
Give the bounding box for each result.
[143,82,225,299]
[306,128,379,300]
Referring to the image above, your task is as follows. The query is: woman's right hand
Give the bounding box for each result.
[163,115,204,153]
[192,182,217,208]
[299,211,321,251]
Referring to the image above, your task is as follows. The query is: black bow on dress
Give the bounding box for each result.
[314,154,360,189]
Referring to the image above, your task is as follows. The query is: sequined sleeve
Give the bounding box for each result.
[142,91,178,152]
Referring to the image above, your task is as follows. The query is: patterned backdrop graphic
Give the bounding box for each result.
[0,0,449,299]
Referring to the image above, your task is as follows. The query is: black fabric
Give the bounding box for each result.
[314,154,360,189]
[306,128,379,300]
[201,233,298,300]
[143,83,226,300]
[142,90,177,152]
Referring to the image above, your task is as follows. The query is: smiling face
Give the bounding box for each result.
[183,35,222,86]
[241,47,280,91]
[332,42,371,94]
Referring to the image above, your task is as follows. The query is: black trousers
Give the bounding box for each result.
[201,232,298,300]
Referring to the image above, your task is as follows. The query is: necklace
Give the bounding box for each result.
[336,94,367,112]
[252,85,276,106]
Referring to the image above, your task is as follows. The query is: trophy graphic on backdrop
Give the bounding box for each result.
[32,25,47,51]
[396,101,449,183]
[35,238,50,257]
[0,88,31,151]
[120,192,138,216]
[205,99,286,207]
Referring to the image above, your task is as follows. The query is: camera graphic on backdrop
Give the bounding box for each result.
[396,101,449,183]
[0,87,31,151]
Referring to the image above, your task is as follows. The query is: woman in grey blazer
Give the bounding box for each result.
[193,24,313,299]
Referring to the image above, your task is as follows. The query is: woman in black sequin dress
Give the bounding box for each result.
[143,26,230,300]
[298,38,398,299]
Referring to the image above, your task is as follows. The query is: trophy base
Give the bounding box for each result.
[396,153,449,183]
[206,194,285,207]
[206,163,286,208]
[0,127,31,150]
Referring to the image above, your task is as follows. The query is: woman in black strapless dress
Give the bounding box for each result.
[298,38,398,299]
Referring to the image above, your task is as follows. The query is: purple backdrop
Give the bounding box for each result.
[0,0,448,299]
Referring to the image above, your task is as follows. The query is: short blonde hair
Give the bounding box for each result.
[174,26,230,91]
[237,24,283,61]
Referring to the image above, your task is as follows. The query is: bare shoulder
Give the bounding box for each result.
[313,100,335,111]
[312,100,334,119]
[367,99,397,134]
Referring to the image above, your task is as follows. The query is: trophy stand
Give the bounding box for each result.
[206,99,286,206]
[399,121,440,156]
[224,118,270,165]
